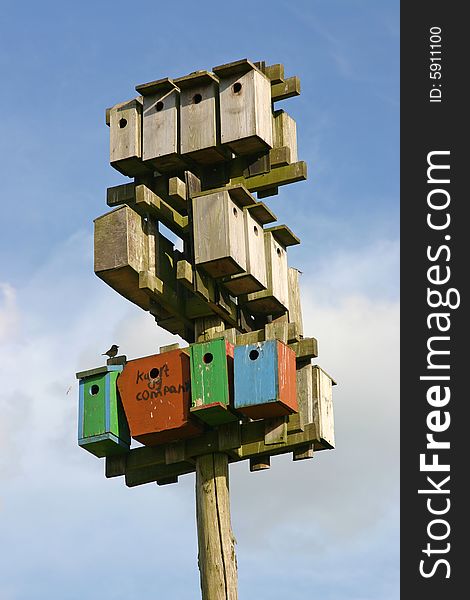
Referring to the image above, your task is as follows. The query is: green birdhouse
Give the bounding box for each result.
[76,365,131,458]
[189,338,239,426]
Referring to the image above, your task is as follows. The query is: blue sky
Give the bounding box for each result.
[0,1,399,599]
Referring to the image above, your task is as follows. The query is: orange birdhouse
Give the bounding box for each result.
[117,349,204,446]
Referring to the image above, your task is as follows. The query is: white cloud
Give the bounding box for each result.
[0,282,19,342]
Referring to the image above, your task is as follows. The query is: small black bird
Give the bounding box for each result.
[102,344,119,358]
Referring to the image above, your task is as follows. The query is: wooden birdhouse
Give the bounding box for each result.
[94,205,184,320]
[242,225,300,316]
[77,365,130,458]
[109,97,148,177]
[312,365,336,448]
[190,339,238,426]
[213,59,273,155]
[117,349,204,446]
[94,206,150,311]
[222,202,276,296]
[233,339,298,419]
[272,109,298,165]
[192,189,251,278]
[136,77,186,173]
[175,70,225,164]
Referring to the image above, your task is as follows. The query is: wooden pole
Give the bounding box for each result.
[196,453,238,600]
[194,316,238,600]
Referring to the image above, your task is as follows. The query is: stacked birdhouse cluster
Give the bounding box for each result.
[77,59,335,482]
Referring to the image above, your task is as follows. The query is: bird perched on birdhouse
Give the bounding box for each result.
[103,344,119,358]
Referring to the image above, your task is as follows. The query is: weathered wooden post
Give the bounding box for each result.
[77,58,336,599]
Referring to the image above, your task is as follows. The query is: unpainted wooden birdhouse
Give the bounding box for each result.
[109,97,148,176]
[213,59,273,156]
[272,109,298,165]
[94,206,184,318]
[192,189,250,278]
[312,365,336,448]
[77,365,131,458]
[136,77,186,173]
[189,339,238,426]
[175,70,225,164]
[295,363,336,448]
[233,339,298,419]
[117,349,204,445]
[222,201,277,296]
[242,225,300,316]
[94,205,151,311]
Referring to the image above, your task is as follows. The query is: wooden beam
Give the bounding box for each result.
[196,454,238,600]
[230,161,307,193]
[271,76,301,101]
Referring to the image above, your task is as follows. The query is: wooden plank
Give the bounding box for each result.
[312,365,336,448]
[271,76,301,102]
[106,183,189,238]
[159,342,181,353]
[218,421,242,452]
[264,417,287,445]
[255,187,279,199]
[296,363,313,430]
[263,64,284,84]
[266,224,300,247]
[250,456,271,471]
[176,259,193,289]
[165,441,187,465]
[265,321,288,343]
[195,454,238,600]
[293,444,314,461]
[230,161,307,193]
[288,267,304,337]
[112,417,332,483]
[292,338,319,362]
[273,110,298,163]
[126,461,194,487]
[270,146,291,167]
[105,454,127,478]
[168,177,187,211]
[245,202,277,225]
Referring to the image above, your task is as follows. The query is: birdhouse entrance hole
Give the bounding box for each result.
[90,384,100,395]
[203,353,213,364]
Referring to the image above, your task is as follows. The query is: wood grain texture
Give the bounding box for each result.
[218,68,273,155]
[273,109,298,163]
[196,453,238,600]
[141,83,181,171]
[177,72,225,163]
[243,230,289,315]
[288,267,303,337]
[193,191,247,277]
[222,208,267,295]
[109,98,148,176]
[312,365,336,448]
[271,76,301,102]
